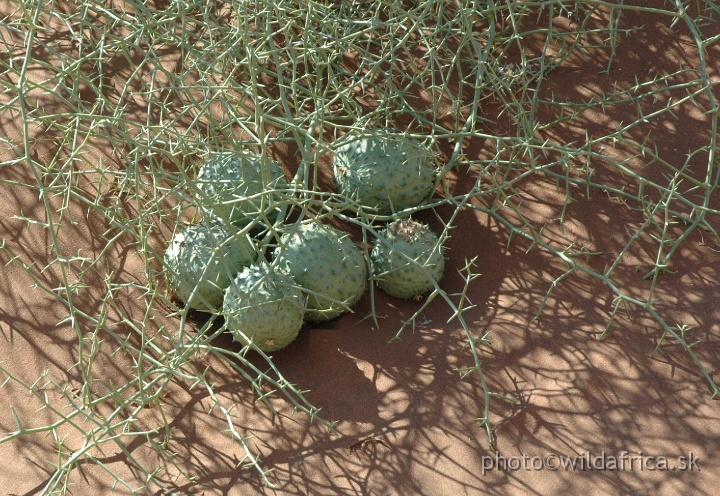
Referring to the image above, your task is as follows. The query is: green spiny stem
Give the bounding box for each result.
[1,1,718,491]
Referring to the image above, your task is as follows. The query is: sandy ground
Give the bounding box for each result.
[1,2,718,495]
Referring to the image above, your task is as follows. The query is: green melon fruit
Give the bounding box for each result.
[164,222,258,312]
[223,262,306,352]
[332,129,438,215]
[371,218,445,299]
[196,151,289,226]
[274,222,367,322]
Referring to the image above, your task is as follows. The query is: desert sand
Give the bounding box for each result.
[0,1,718,494]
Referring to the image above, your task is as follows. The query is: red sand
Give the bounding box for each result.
[1,2,718,495]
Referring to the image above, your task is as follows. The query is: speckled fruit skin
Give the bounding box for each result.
[164,222,258,312]
[332,129,438,215]
[274,222,367,322]
[196,151,289,226]
[223,263,306,352]
[371,218,445,299]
